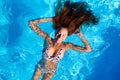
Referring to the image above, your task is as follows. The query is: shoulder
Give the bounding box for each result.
[63,42,72,51]
[45,37,53,46]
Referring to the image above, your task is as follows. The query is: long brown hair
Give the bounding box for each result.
[53,1,98,35]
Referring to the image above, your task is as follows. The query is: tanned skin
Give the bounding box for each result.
[28,18,91,80]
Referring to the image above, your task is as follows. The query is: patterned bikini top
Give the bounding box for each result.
[44,45,62,63]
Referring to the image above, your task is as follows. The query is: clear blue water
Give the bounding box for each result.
[0,0,120,80]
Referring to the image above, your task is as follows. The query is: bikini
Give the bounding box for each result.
[37,45,63,74]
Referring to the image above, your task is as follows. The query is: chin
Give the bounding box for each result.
[56,40,62,43]
[56,41,62,43]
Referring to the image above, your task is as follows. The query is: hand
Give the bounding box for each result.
[74,28,80,35]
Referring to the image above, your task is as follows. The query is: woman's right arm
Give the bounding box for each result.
[28,18,53,44]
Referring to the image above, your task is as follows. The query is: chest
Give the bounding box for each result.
[45,46,65,59]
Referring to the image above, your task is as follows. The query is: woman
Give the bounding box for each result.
[28,1,98,80]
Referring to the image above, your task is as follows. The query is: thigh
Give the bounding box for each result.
[32,67,42,80]
[42,72,55,80]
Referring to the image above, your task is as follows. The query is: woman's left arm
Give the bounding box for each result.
[65,31,91,52]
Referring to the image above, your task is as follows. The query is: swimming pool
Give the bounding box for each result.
[0,0,120,80]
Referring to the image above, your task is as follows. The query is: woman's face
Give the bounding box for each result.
[55,27,68,43]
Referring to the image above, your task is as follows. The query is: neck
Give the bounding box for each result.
[53,39,61,47]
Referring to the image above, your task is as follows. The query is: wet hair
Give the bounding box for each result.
[53,1,98,35]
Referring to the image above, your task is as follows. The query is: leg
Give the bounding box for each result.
[32,67,42,80]
[42,72,55,80]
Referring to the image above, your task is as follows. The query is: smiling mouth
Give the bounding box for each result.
[56,34,61,40]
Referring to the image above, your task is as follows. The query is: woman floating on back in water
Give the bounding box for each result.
[28,1,98,80]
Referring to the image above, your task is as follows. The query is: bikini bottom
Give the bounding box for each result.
[37,64,55,74]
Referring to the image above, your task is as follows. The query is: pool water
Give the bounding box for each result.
[0,0,120,80]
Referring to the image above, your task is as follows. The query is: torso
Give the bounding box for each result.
[43,42,66,70]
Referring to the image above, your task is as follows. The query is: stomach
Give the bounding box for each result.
[44,59,58,70]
